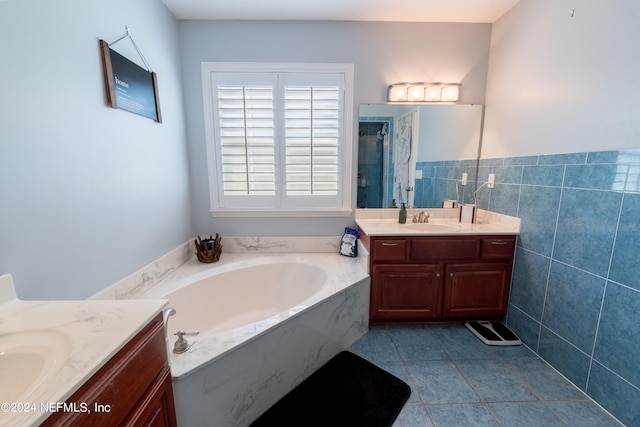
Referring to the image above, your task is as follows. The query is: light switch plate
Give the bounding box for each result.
[488,173,495,188]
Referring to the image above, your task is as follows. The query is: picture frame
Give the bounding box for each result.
[99,39,162,123]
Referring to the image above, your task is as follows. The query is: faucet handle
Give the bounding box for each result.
[175,330,200,338]
[173,330,200,354]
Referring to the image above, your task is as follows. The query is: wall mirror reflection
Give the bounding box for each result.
[357,104,484,209]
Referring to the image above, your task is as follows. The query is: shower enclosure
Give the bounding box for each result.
[357,120,392,208]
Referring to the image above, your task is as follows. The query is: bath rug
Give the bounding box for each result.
[250,351,411,427]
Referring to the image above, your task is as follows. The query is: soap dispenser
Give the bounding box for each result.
[399,203,407,224]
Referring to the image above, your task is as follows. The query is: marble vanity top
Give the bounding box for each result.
[0,275,167,427]
[355,208,520,236]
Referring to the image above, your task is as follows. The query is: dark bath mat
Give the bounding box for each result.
[250,351,411,427]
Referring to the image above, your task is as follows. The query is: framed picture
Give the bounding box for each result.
[99,39,162,123]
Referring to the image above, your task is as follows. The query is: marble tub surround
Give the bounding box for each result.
[139,252,369,379]
[222,235,342,253]
[90,240,192,300]
[355,208,520,236]
[133,247,369,426]
[170,274,369,427]
[91,236,344,301]
[0,275,167,427]
[356,238,369,274]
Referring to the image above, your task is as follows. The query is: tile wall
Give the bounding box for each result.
[416,159,478,208]
[417,149,640,426]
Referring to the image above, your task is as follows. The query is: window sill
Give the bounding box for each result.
[209,208,353,218]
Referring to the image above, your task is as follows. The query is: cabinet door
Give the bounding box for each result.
[370,263,442,322]
[442,262,512,318]
[124,368,177,427]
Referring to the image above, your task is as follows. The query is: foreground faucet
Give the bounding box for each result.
[417,211,430,223]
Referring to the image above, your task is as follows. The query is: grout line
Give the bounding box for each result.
[358,324,623,426]
[536,164,566,353]
[586,190,628,392]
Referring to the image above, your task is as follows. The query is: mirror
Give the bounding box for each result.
[357,104,483,209]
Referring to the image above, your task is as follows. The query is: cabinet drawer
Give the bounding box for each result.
[411,238,478,261]
[43,315,167,427]
[480,237,516,260]
[372,239,408,261]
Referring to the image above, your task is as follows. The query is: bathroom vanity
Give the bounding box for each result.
[41,313,176,427]
[356,209,520,324]
[0,274,173,427]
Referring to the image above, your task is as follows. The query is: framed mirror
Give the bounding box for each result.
[357,104,484,209]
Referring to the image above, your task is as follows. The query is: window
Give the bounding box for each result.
[202,63,354,216]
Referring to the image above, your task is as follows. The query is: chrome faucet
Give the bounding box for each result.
[173,330,200,354]
[417,211,430,223]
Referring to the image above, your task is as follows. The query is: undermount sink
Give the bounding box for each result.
[403,222,460,232]
[0,329,72,402]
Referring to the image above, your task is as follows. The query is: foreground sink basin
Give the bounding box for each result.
[0,329,72,402]
[403,222,460,232]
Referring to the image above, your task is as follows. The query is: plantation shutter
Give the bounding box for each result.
[208,68,346,210]
[281,73,344,208]
[211,73,278,208]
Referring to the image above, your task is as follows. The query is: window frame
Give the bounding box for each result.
[201,62,354,217]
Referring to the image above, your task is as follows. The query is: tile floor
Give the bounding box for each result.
[349,324,624,427]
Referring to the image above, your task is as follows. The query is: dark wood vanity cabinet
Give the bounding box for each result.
[42,313,177,427]
[362,233,516,324]
[371,263,442,320]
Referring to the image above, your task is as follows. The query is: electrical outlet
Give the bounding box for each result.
[488,173,495,189]
[461,172,468,185]
[415,169,423,179]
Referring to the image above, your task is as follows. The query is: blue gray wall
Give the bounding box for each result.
[0,0,193,299]
[482,1,640,425]
[177,20,492,236]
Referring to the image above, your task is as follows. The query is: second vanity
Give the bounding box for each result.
[356,208,520,324]
[0,275,174,427]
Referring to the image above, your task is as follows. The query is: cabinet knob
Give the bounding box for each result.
[490,240,508,245]
[436,273,441,278]
[381,242,399,246]
[450,273,454,277]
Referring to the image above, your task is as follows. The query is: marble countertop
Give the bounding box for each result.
[0,275,167,427]
[355,208,520,236]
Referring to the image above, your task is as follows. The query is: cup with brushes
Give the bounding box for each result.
[195,234,222,263]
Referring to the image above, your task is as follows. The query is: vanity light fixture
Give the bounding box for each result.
[407,83,427,102]
[387,82,461,103]
[441,83,461,102]
[425,84,443,102]
[387,83,410,102]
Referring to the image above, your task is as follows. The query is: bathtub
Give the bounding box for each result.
[163,261,327,336]
[139,252,370,427]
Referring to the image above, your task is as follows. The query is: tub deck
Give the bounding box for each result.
[139,252,369,379]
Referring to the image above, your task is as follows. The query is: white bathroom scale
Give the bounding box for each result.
[465,320,522,346]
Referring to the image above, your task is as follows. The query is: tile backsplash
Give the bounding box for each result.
[418,149,640,426]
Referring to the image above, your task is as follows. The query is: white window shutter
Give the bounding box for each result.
[202,63,353,213]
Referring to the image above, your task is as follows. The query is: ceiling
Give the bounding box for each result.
[162,0,521,23]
